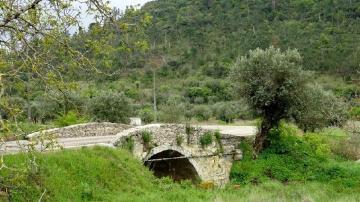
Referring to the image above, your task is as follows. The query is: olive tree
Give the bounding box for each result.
[291,84,348,132]
[231,47,347,154]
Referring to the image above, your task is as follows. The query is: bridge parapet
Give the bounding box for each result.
[27,122,131,139]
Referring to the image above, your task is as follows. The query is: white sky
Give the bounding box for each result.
[109,0,152,10]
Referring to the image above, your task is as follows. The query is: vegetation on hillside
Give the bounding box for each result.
[0,0,360,201]
[1,0,359,136]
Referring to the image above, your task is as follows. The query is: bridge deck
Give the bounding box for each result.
[198,125,257,136]
[0,125,257,154]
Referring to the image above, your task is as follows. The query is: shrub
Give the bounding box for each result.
[30,96,61,123]
[190,105,212,121]
[122,137,135,152]
[158,96,185,123]
[303,133,331,158]
[212,102,238,123]
[230,123,360,188]
[329,132,360,160]
[292,84,349,131]
[199,132,213,148]
[176,134,184,146]
[87,92,132,123]
[141,130,152,145]
[214,131,223,153]
[54,111,88,127]
[350,106,360,120]
[138,108,154,124]
[185,87,211,104]
[185,123,194,144]
[238,138,254,160]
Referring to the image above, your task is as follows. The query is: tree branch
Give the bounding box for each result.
[0,0,43,28]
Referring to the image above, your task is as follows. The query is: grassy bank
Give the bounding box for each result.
[1,143,360,202]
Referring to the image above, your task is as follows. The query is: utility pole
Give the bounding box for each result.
[153,68,157,122]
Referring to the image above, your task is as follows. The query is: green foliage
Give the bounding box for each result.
[350,106,360,120]
[88,92,132,124]
[141,130,152,145]
[231,47,308,123]
[292,84,349,131]
[212,101,251,123]
[121,137,135,152]
[2,147,360,201]
[1,147,213,201]
[231,47,348,152]
[138,107,155,124]
[185,87,211,104]
[54,111,88,127]
[230,123,360,191]
[303,133,331,158]
[158,95,185,123]
[185,123,194,144]
[176,134,184,146]
[199,132,213,148]
[214,131,223,153]
[190,105,212,121]
[144,0,360,78]
[325,127,360,161]
[238,139,255,161]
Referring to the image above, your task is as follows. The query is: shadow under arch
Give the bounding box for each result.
[144,146,201,182]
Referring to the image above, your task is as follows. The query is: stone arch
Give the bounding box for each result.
[143,146,203,182]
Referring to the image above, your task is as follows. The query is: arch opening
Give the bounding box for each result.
[144,150,199,182]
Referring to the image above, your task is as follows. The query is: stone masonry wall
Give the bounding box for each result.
[27,122,132,139]
[113,124,243,186]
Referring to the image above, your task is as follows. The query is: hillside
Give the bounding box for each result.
[1,0,359,133]
[142,0,360,75]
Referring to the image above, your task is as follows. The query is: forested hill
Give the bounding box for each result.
[141,0,360,77]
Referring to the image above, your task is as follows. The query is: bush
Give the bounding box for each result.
[30,96,61,123]
[122,137,135,152]
[185,87,211,104]
[158,95,185,123]
[329,130,360,160]
[138,107,154,124]
[350,106,360,120]
[176,134,184,146]
[87,92,132,123]
[230,123,360,189]
[190,105,212,121]
[199,132,213,148]
[212,101,252,123]
[141,130,152,145]
[54,111,89,127]
[292,84,349,131]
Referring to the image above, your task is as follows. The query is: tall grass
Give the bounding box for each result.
[1,142,360,201]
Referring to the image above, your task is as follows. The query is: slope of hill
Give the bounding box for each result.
[143,0,360,76]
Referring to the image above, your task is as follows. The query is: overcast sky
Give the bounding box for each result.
[109,0,152,10]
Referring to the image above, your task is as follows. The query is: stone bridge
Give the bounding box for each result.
[112,124,250,186]
[4,122,256,186]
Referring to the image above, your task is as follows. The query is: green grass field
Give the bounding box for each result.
[1,145,360,202]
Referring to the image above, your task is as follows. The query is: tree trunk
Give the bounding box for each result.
[253,120,273,158]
